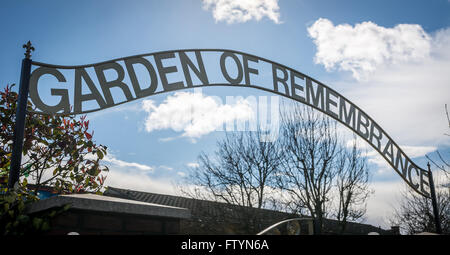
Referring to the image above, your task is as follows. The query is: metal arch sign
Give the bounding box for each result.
[28,49,431,197]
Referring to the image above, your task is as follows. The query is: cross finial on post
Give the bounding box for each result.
[23,41,34,59]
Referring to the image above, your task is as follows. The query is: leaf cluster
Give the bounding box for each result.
[0,84,108,235]
[0,84,108,194]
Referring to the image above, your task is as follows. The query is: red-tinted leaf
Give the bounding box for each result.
[85,131,92,140]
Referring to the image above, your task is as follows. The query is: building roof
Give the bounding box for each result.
[103,186,393,235]
[27,193,191,219]
[104,186,293,221]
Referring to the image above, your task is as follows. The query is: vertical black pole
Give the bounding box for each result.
[427,162,442,234]
[7,41,34,189]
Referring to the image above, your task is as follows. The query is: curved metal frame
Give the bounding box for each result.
[257,217,314,235]
[28,49,431,198]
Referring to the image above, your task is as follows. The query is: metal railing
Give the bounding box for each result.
[257,218,315,235]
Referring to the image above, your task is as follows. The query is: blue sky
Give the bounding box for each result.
[1,0,450,228]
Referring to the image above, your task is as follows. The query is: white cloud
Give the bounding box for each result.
[158,165,174,171]
[177,171,187,177]
[186,162,200,168]
[103,154,153,172]
[100,153,180,195]
[365,180,404,229]
[368,146,437,175]
[308,18,431,80]
[346,139,436,164]
[142,92,254,140]
[329,27,450,149]
[104,169,178,195]
[401,146,438,158]
[202,0,281,24]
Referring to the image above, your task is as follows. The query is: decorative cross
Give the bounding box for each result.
[23,41,34,59]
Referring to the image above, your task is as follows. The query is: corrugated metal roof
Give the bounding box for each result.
[104,186,292,221]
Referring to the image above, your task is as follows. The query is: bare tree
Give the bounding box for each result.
[426,104,450,178]
[276,104,340,234]
[276,103,371,234]
[391,104,450,234]
[444,104,450,137]
[426,150,450,180]
[334,136,371,233]
[390,183,450,234]
[181,129,283,233]
[181,102,371,234]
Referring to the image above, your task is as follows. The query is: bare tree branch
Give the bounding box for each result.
[445,104,450,136]
[276,102,370,234]
[180,128,283,233]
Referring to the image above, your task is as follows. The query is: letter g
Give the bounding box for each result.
[29,67,70,114]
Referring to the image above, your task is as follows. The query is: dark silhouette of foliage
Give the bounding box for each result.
[0,84,108,235]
